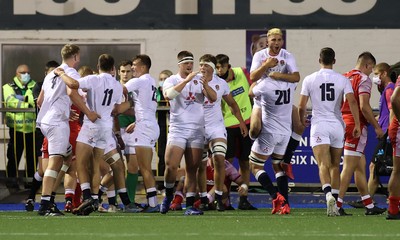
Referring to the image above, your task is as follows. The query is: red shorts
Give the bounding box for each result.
[343,121,368,154]
[389,119,400,157]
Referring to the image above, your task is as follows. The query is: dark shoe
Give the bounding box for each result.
[38,203,64,216]
[347,200,364,209]
[337,207,352,216]
[124,202,143,213]
[184,207,204,216]
[6,179,20,190]
[160,197,172,214]
[73,198,97,216]
[199,203,209,211]
[25,199,35,212]
[142,204,160,213]
[365,206,386,215]
[225,204,235,210]
[238,199,258,210]
[386,212,400,220]
[215,201,225,212]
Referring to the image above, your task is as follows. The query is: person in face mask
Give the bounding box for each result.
[348,62,396,209]
[2,64,37,189]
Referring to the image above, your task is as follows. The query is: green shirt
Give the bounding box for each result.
[2,76,36,133]
[221,67,252,128]
[118,114,135,128]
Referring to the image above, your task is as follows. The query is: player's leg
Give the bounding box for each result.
[161,144,185,214]
[197,147,209,211]
[183,146,204,215]
[249,105,261,140]
[210,138,227,211]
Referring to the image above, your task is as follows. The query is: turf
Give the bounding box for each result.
[0,208,397,240]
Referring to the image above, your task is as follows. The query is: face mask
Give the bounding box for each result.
[159,81,164,87]
[372,75,381,86]
[20,73,31,84]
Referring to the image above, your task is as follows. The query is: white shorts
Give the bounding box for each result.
[205,123,227,143]
[104,132,118,155]
[40,122,71,156]
[310,121,344,148]
[125,121,160,149]
[167,126,205,149]
[121,127,135,155]
[251,132,290,156]
[77,124,110,149]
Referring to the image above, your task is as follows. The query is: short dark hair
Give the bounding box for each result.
[45,60,59,72]
[177,50,193,61]
[133,54,151,69]
[357,51,376,66]
[98,54,114,72]
[199,54,217,66]
[118,60,132,69]
[216,54,230,65]
[319,47,335,65]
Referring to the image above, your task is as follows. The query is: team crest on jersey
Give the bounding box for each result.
[193,80,198,85]
[135,138,138,142]
[203,99,214,108]
[316,136,322,143]
[215,85,219,91]
[280,60,285,65]
[88,138,95,144]
[184,92,196,105]
[262,147,269,153]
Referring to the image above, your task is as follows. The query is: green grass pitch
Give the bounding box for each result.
[0,208,398,240]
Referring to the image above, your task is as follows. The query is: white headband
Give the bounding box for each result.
[178,56,194,64]
[199,61,216,71]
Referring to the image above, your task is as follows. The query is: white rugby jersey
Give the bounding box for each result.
[125,73,158,124]
[250,48,298,81]
[163,73,205,130]
[37,63,80,126]
[204,75,230,127]
[79,72,123,127]
[252,80,296,135]
[300,68,353,125]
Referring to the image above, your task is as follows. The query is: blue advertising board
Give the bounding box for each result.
[246,125,384,185]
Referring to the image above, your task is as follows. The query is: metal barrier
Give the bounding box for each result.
[0,105,171,183]
[0,107,38,186]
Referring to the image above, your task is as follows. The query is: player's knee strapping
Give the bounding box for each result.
[271,157,283,165]
[249,152,265,166]
[202,148,209,162]
[105,153,120,166]
[44,169,58,179]
[60,164,69,172]
[211,142,227,157]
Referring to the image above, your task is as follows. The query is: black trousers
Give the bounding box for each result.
[157,112,167,176]
[6,128,36,178]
